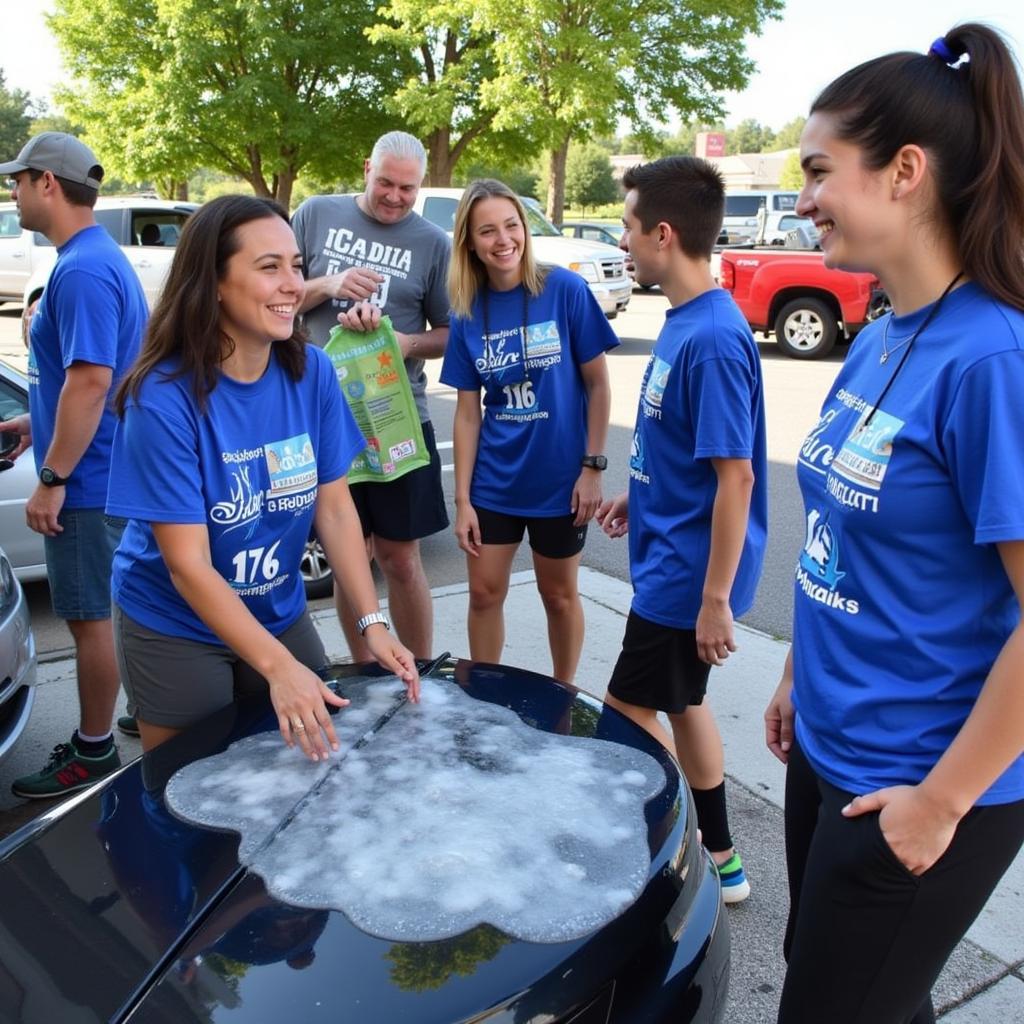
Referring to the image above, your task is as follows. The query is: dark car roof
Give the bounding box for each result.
[0,660,690,1023]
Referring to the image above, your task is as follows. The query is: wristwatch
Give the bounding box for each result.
[39,465,70,487]
[581,455,608,471]
[356,611,391,635]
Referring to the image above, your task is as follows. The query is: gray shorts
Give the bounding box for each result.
[113,604,328,729]
[44,510,126,621]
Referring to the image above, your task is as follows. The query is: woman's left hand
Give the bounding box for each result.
[571,469,602,526]
[842,784,962,875]
[364,624,421,703]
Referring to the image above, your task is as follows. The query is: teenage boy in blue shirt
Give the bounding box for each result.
[597,156,768,902]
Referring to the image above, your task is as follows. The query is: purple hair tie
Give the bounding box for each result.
[929,37,957,63]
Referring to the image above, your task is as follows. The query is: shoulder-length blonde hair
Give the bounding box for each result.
[448,179,547,318]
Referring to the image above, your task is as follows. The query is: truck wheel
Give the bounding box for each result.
[774,298,838,359]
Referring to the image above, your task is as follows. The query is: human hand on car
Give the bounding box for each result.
[327,266,385,302]
[269,659,350,762]
[363,624,421,703]
[571,470,602,526]
[0,414,32,461]
[337,301,381,333]
[596,492,628,538]
[454,501,482,557]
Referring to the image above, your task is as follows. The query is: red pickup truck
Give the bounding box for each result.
[718,247,886,359]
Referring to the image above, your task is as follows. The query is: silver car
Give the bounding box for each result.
[0,540,37,764]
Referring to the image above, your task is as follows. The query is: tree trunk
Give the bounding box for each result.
[546,137,570,225]
[275,169,296,211]
[174,181,189,201]
[426,127,455,186]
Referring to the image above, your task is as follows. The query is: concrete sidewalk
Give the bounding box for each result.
[16,567,1024,1022]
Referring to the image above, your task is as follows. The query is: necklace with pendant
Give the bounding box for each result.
[878,271,963,366]
[880,317,913,364]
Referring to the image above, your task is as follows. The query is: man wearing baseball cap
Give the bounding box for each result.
[0,133,148,798]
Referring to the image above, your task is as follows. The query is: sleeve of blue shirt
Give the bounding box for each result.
[567,274,620,364]
[688,351,757,460]
[312,347,366,483]
[943,350,1024,544]
[439,317,479,390]
[107,400,207,523]
[53,269,123,369]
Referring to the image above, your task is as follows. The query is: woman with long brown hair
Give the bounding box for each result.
[108,196,418,761]
[764,24,1024,1023]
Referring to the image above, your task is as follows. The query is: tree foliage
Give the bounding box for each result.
[564,142,618,212]
[0,70,34,162]
[482,0,783,222]
[49,0,412,207]
[729,118,776,154]
[778,150,803,189]
[773,116,806,151]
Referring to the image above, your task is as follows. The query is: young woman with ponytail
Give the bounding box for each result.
[763,23,1024,1024]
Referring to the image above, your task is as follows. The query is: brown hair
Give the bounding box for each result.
[116,195,306,415]
[811,22,1024,310]
[621,156,725,259]
[26,167,98,208]
[448,179,547,319]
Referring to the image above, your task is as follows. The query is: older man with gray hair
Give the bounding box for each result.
[292,131,450,663]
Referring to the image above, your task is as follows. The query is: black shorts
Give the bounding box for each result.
[349,420,449,542]
[607,610,711,713]
[475,505,587,560]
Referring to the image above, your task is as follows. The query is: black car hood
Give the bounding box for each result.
[0,660,693,1024]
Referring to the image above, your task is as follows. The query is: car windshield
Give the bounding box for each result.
[521,200,561,237]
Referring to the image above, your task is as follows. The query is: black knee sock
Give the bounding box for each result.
[691,781,733,853]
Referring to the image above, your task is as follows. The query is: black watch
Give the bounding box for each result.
[39,466,70,487]
[581,454,608,471]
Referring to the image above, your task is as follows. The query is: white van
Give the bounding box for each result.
[721,190,799,244]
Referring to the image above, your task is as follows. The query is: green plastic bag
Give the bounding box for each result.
[324,316,429,484]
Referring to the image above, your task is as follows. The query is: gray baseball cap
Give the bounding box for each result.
[0,132,104,189]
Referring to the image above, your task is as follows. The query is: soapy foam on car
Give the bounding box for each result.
[165,676,665,943]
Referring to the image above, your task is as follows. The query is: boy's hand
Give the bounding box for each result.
[695,597,736,665]
[596,492,628,538]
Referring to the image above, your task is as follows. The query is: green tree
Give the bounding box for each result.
[0,70,34,161]
[773,116,806,151]
[565,141,617,213]
[778,150,802,189]
[50,0,410,207]
[484,0,782,224]
[729,118,776,154]
[386,927,510,991]
[367,2,532,186]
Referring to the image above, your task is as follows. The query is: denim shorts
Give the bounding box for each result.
[43,509,126,621]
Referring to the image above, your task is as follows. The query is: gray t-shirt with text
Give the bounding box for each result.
[292,194,451,422]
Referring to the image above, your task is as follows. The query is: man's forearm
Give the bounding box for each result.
[44,369,112,476]
[298,275,336,314]
[400,325,448,361]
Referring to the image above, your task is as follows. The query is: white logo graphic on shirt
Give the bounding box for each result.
[524,321,562,367]
[210,464,263,540]
[643,356,670,409]
[795,509,859,615]
[321,229,412,310]
[475,329,523,375]
[628,429,650,485]
[832,408,904,492]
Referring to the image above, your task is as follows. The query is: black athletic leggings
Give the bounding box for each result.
[777,739,1024,1024]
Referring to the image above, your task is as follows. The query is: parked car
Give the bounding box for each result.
[414,189,632,318]
[755,208,819,247]
[720,190,799,245]
[0,360,327,599]
[0,533,37,766]
[559,220,624,247]
[0,197,198,311]
[0,657,729,1022]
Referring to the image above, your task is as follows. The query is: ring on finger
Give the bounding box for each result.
[292,719,306,732]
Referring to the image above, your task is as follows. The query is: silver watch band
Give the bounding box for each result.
[355,611,390,635]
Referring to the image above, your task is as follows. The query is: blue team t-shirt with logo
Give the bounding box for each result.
[28,224,147,508]
[628,288,767,628]
[107,346,365,643]
[793,282,1024,805]
[440,267,619,516]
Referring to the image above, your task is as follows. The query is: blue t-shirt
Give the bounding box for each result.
[107,347,365,643]
[627,288,767,628]
[28,224,148,508]
[439,267,619,516]
[793,282,1024,805]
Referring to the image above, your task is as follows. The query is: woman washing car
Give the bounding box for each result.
[107,195,418,762]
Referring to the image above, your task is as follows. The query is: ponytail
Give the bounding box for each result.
[811,22,1024,311]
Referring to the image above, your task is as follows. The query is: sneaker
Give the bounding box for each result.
[716,852,751,904]
[11,740,121,800]
[117,714,140,737]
